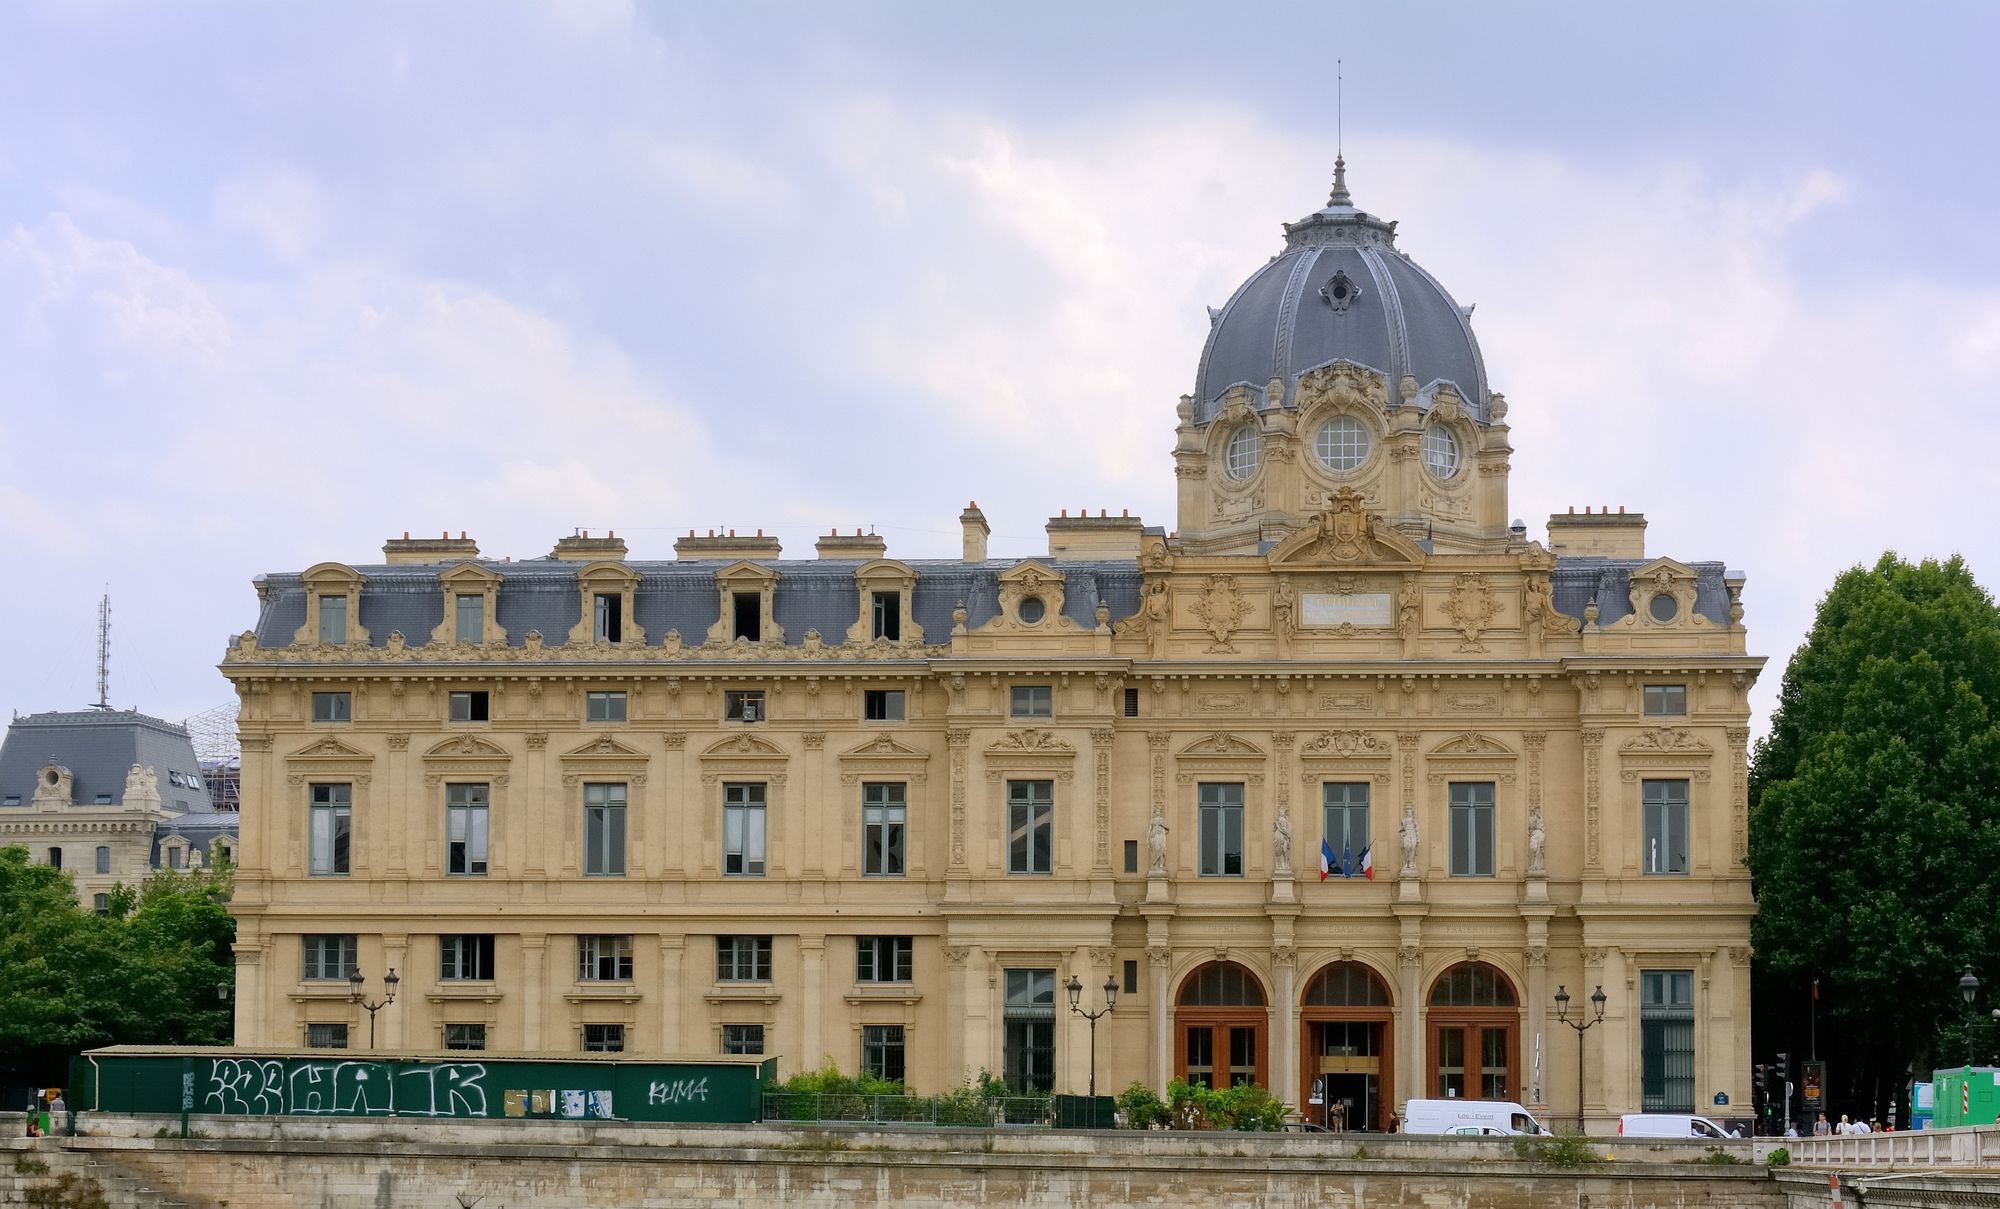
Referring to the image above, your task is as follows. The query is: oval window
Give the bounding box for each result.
[1224,425,1262,480]
[1315,416,1371,472]
[1018,596,1047,625]
[1649,593,1678,622]
[1423,425,1460,480]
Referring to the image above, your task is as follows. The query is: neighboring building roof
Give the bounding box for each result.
[1550,558,1734,628]
[1193,159,1488,426]
[0,709,219,813]
[253,559,1148,653]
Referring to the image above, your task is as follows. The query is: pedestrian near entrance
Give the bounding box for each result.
[48,1091,66,1136]
[1835,1113,1852,1134]
[1814,1112,1830,1136]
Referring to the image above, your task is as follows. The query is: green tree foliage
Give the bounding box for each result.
[0,847,235,1078]
[1749,554,2000,1098]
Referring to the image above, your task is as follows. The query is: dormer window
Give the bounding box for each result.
[455,594,484,643]
[594,594,623,643]
[1224,425,1262,480]
[871,592,901,641]
[732,593,761,642]
[318,596,348,645]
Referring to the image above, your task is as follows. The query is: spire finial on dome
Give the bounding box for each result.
[1327,156,1352,207]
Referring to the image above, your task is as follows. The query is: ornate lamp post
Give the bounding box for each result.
[1066,974,1119,1099]
[348,967,399,1049]
[1960,967,1980,1066]
[1554,984,1607,1135]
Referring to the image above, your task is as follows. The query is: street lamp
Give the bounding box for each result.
[1066,974,1119,1099]
[1960,967,1980,1066]
[1554,984,1607,1136]
[348,967,399,1049]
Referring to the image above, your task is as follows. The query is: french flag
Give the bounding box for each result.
[1319,838,1335,881]
[1359,845,1374,880]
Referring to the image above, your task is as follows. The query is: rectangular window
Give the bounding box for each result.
[309,783,352,876]
[1642,779,1691,875]
[302,934,358,981]
[724,690,765,723]
[586,691,627,722]
[732,592,761,642]
[92,893,109,915]
[723,783,767,876]
[1448,782,1496,877]
[311,692,353,723]
[1123,959,1139,995]
[717,935,774,982]
[305,1023,349,1050]
[1007,779,1054,875]
[871,592,901,642]
[861,782,906,877]
[1003,969,1057,1093]
[318,595,347,645]
[47,846,62,869]
[862,1024,906,1083]
[167,847,185,870]
[448,690,490,723]
[1123,686,1140,717]
[1322,782,1371,866]
[576,935,635,982]
[593,593,622,643]
[95,845,111,875]
[583,782,627,877]
[446,783,489,876]
[722,1024,765,1055]
[856,936,914,983]
[1123,839,1138,874]
[1198,782,1245,877]
[583,1023,626,1053]
[1010,685,1052,718]
[863,689,905,721]
[439,934,496,981]
[1643,684,1688,717]
[1640,970,1696,1113]
[455,593,484,644]
[443,1023,487,1051]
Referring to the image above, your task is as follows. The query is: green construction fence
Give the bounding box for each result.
[70,1046,776,1124]
[1930,1066,2000,1128]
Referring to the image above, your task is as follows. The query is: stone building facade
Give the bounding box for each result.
[221,162,1760,1130]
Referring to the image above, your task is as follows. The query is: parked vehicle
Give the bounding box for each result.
[1401,1099,1546,1136]
[1617,1113,1737,1138]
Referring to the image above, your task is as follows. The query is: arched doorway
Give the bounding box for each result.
[1175,962,1268,1089]
[1427,962,1520,1102]
[1300,961,1395,1131]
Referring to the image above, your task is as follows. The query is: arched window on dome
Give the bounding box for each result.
[1314,416,1372,473]
[1224,425,1262,480]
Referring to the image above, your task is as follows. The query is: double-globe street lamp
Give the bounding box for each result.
[1554,984,1608,1136]
[349,968,400,1048]
[1961,966,1982,1066]
[1066,975,1119,1099]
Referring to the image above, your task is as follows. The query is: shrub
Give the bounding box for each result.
[1115,1081,1166,1130]
[1765,1147,1790,1167]
[1692,1146,1745,1165]
[1511,1134,1604,1167]
[1158,1079,1286,1131]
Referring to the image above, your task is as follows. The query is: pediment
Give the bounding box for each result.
[1620,727,1714,756]
[287,737,372,761]
[1427,732,1516,758]
[423,734,511,760]
[1266,488,1427,569]
[561,735,652,761]
[1177,732,1265,759]
[853,558,917,582]
[997,561,1063,590]
[985,728,1076,756]
[437,562,501,586]
[1631,557,1696,584]
[700,733,789,760]
[839,734,930,761]
[300,561,366,587]
[713,559,780,584]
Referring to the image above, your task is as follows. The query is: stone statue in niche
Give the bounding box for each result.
[1148,814,1170,876]
[1527,809,1547,876]
[1400,810,1419,877]
[1272,811,1293,877]
[1272,576,1297,640]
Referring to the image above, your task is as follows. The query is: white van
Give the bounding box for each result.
[1618,1113,1737,1139]
[1401,1098,1547,1136]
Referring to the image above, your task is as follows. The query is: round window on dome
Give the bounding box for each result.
[1315,416,1372,472]
[1224,425,1262,480]
[1423,425,1460,480]
[1649,593,1678,623]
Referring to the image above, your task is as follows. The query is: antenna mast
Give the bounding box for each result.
[1337,59,1343,159]
[94,591,111,709]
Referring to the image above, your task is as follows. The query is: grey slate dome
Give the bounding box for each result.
[1192,159,1489,426]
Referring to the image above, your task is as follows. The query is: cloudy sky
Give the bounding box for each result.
[3,1,1996,739]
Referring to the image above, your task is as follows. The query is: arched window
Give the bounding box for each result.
[1178,961,1267,1007]
[1429,962,1518,1008]
[1302,961,1393,1007]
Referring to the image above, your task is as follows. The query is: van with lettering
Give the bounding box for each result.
[1618,1113,1738,1139]
[1401,1098,1547,1136]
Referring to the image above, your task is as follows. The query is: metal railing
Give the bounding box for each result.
[760,1092,1054,1127]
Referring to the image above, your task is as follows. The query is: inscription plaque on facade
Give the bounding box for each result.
[1302,592,1392,627]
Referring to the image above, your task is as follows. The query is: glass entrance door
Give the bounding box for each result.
[1308,1019,1382,1130]
[1433,1024,1514,1100]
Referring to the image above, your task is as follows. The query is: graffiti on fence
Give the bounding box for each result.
[648,1076,708,1106]
[202,1059,491,1117]
[501,1088,615,1119]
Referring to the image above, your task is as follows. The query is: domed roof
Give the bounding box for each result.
[1192,160,1489,427]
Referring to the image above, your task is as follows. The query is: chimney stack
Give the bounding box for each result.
[960,503,990,563]
[382,531,479,565]
[551,530,629,562]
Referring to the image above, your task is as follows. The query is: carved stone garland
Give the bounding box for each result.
[947,728,970,871]
[1091,728,1114,872]
[1581,729,1605,872]
[1727,726,1750,868]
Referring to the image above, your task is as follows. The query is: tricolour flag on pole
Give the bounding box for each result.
[1359,845,1374,880]
[1319,838,1334,881]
